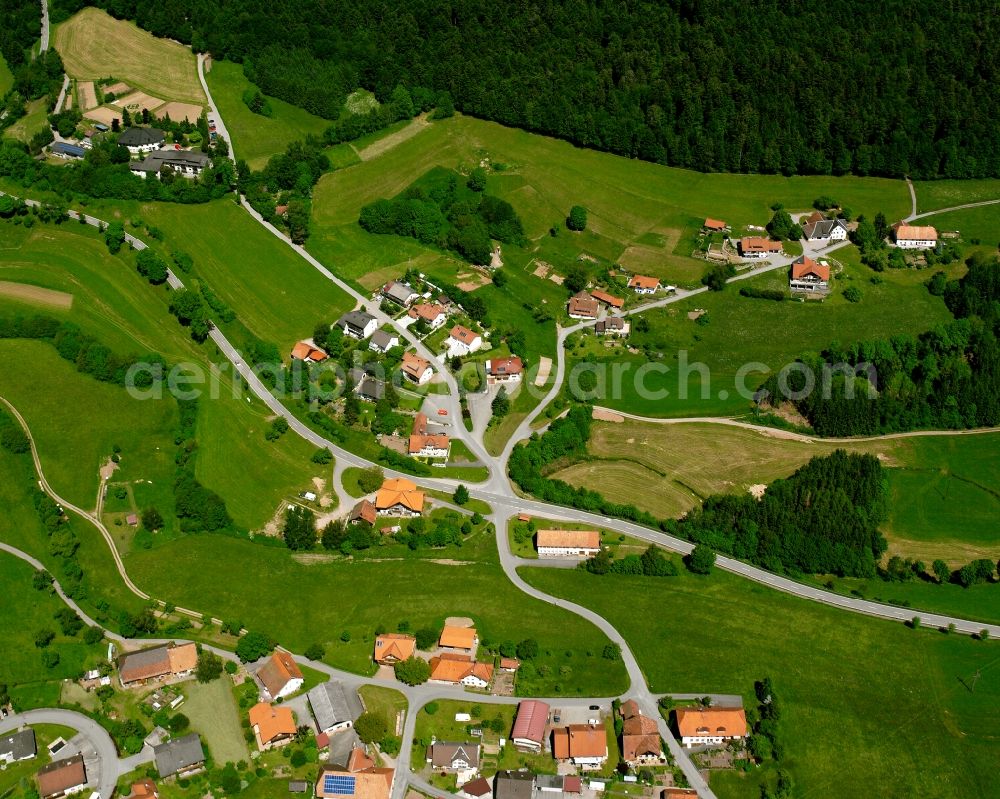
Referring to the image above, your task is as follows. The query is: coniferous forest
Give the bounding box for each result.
[44,0,1000,179]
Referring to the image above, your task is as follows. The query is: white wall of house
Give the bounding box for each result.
[896,238,936,249]
[275,677,303,698]
[538,546,600,558]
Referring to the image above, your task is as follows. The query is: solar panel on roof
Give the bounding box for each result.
[323,775,356,796]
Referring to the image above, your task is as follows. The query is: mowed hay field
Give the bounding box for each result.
[523,566,1000,799]
[911,178,1000,212]
[53,8,205,103]
[309,114,912,287]
[206,60,331,170]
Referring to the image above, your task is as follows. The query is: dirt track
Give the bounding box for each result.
[0,281,73,309]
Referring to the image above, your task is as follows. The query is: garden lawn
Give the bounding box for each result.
[358,685,408,730]
[53,8,205,103]
[522,566,1000,799]
[179,677,250,765]
[205,60,331,170]
[0,552,109,708]
[123,533,627,696]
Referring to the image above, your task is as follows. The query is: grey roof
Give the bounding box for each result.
[337,310,376,332]
[382,281,417,305]
[535,776,564,790]
[118,645,172,683]
[308,681,365,733]
[131,149,211,173]
[369,330,397,351]
[0,729,36,761]
[803,218,847,240]
[326,729,363,769]
[289,782,310,793]
[428,741,481,769]
[356,376,385,402]
[496,771,536,799]
[595,317,625,332]
[118,127,165,147]
[51,142,86,158]
[153,733,205,777]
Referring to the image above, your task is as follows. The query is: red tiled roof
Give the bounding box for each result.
[487,356,523,376]
[256,650,303,697]
[552,725,606,759]
[536,529,600,549]
[512,700,549,744]
[589,290,624,308]
[449,325,480,345]
[628,275,659,290]
[567,291,599,318]
[373,633,416,664]
[790,256,830,281]
[703,218,727,231]
[675,707,747,739]
[739,237,782,254]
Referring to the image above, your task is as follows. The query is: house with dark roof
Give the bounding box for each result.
[802,216,848,243]
[36,754,87,799]
[130,149,211,179]
[349,499,377,527]
[118,127,166,154]
[0,729,37,763]
[427,741,480,771]
[336,311,378,340]
[50,142,86,160]
[308,680,365,735]
[495,771,535,799]
[458,776,492,799]
[595,317,628,336]
[255,650,304,699]
[153,733,206,778]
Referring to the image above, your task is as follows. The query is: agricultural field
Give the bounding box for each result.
[310,114,911,292]
[562,248,960,418]
[522,566,1000,799]
[53,8,205,104]
[123,533,629,696]
[0,552,110,710]
[205,60,331,170]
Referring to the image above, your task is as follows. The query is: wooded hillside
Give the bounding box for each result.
[52,0,1000,179]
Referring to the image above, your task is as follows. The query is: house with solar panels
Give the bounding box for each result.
[314,748,394,799]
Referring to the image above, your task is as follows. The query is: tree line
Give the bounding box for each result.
[51,0,1000,178]
[759,254,1000,436]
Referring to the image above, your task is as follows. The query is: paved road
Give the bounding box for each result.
[196,54,235,164]
[905,177,917,220]
[0,708,127,799]
[908,198,1000,221]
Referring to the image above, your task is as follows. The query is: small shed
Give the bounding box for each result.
[126,513,139,527]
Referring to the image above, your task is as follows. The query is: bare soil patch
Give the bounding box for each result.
[115,90,165,113]
[357,114,431,161]
[0,281,73,309]
[534,356,552,387]
[104,81,131,95]
[592,408,624,423]
[444,616,475,627]
[78,81,98,109]
[158,100,204,122]
[84,106,122,127]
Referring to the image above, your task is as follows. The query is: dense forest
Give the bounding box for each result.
[51,0,1000,178]
[668,451,889,577]
[760,254,1000,436]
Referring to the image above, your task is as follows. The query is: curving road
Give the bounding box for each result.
[907,198,1000,222]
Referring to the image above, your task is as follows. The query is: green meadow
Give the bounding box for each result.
[4,98,49,143]
[911,179,1000,213]
[563,248,958,418]
[0,552,111,709]
[123,532,628,696]
[522,566,1000,799]
[205,60,331,170]
[0,54,13,96]
[310,114,911,290]
[917,202,1000,251]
